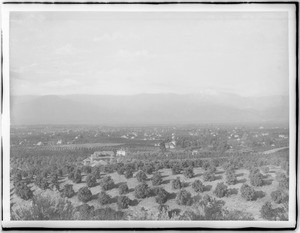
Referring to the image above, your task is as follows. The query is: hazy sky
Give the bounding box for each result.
[10,11,289,96]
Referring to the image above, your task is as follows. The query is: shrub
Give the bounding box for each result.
[68,172,75,181]
[93,207,125,220]
[192,180,205,193]
[240,184,255,201]
[195,194,227,220]
[202,161,210,170]
[11,193,75,220]
[249,167,260,176]
[76,204,95,220]
[135,170,147,182]
[276,173,289,190]
[98,191,111,205]
[152,172,163,186]
[223,162,235,171]
[15,182,33,200]
[117,195,131,209]
[82,166,92,174]
[78,186,93,203]
[117,166,125,175]
[225,170,237,185]
[261,166,270,174]
[281,161,289,173]
[158,204,169,212]
[153,187,164,196]
[171,177,182,190]
[100,175,115,191]
[208,164,217,173]
[155,188,169,205]
[143,164,154,175]
[134,183,151,199]
[260,202,277,220]
[183,166,194,179]
[13,171,23,184]
[21,170,28,179]
[35,176,49,190]
[154,163,162,171]
[213,182,229,198]
[203,171,215,182]
[250,171,263,187]
[41,170,49,178]
[271,190,286,204]
[49,173,59,190]
[72,169,82,184]
[171,165,181,175]
[61,184,75,198]
[119,183,129,195]
[103,165,115,174]
[124,170,133,179]
[91,167,101,179]
[175,189,192,206]
[86,174,97,187]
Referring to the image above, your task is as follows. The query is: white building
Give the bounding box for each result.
[116,149,126,156]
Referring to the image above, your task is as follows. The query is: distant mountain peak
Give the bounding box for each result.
[10,93,288,125]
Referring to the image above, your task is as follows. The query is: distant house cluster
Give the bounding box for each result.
[116,149,126,156]
[164,134,176,150]
[83,149,127,167]
[165,141,176,149]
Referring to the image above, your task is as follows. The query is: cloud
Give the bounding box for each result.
[10,63,38,74]
[41,79,82,88]
[114,49,153,60]
[54,44,85,55]
[92,32,140,42]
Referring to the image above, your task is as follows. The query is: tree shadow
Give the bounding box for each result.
[262,174,270,179]
[227,188,238,196]
[215,170,224,175]
[169,192,177,200]
[161,179,170,185]
[253,190,265,200]
[114,182,124,189]
[58,180,66,185]
[58,177,66,182]
[204,184,212,192]
[194,173,203,178]
[110,196,118,204]
[91,193,99,201]
[236,173,244,177]
[130,199,140,207]
[236,178,247,184]
[149,189,157,198]
[182,182,190,188]
[268,171,276,174]
[128,188,135,193]
[263,179,273,186]
[214,175,223,181]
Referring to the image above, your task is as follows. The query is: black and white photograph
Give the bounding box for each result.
[1,1,297,229]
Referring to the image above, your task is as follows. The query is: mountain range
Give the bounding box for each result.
[10,93,289,125]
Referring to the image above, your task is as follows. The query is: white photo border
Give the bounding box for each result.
[1,1,297,229]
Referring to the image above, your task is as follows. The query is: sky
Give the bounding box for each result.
[10,11,289,97]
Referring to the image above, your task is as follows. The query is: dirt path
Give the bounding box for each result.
[260,147,289,155]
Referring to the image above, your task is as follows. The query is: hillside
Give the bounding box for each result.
[10,93,289,125]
